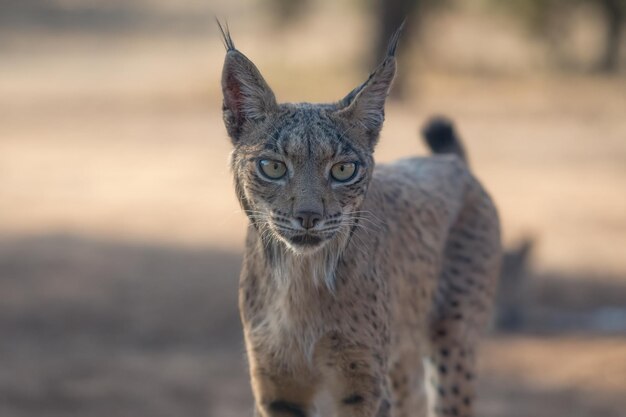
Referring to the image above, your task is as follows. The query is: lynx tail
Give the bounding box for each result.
[421,116,468,164]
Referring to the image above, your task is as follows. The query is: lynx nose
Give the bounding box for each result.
[295,211,322,230]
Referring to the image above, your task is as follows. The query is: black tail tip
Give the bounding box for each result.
[421,115,468,163]
[421,116,456,152]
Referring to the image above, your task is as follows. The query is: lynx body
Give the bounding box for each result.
[219,22,501,417]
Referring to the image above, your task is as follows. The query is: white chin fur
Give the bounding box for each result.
[271,231,349,292]
[283,240,326,256]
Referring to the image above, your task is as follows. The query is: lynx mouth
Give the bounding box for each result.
[289,235,323,246]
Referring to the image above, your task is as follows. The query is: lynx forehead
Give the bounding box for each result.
[218,20,501,417]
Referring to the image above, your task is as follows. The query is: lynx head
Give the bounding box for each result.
[219,21,402,257]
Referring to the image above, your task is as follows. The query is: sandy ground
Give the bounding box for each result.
[1,236,626,417]
[1,1,626,416]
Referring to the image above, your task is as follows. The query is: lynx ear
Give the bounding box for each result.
[335,22,404,148]
[218,21,278,142]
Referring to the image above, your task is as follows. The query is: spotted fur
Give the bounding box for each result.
[218,21,501,417]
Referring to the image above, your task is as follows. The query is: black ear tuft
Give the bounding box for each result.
[385,19,405,58]
[215,18,236,52]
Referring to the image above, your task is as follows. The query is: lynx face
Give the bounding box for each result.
[230,105,375,253]
[220,24,397,255]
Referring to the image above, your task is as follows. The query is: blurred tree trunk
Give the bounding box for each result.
[268,0,309,26]
[597,0,624,72]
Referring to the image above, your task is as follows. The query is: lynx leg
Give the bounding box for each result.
[428,194,501,417]
[317,333,392,417]
[388,346,429,417]
[428,324,478,417]
[248,358,318,417]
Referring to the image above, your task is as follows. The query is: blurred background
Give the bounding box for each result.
[1,0,625,416]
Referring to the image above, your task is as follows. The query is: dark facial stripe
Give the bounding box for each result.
[346,172,368,187]
[268,400,306,417]
[264,141,279,153]
[342,394,365,405]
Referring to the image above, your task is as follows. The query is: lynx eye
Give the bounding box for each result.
[330,162,358,182]
[259,159,287,180]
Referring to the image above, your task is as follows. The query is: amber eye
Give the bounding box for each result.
[330,162,358,182]
[259,159,287,180]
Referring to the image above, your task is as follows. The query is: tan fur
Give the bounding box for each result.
[218,22,502,417]
[239,157,500,417]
